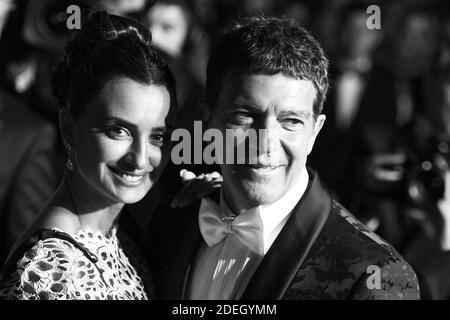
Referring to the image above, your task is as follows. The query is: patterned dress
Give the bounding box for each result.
[0,227,153,300]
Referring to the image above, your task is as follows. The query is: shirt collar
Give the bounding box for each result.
[220,167,309,254]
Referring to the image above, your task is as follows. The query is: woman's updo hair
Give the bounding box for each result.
[51,11,177,118]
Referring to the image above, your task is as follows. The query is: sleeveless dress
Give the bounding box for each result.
[0,226,153,300]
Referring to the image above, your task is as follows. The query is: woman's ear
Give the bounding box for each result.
[59,108,76,149]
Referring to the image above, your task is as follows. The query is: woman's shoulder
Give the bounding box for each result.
[0,229,95,300]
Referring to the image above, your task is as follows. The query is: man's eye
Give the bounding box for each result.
[105,126,129,138]
[282,118,303,125]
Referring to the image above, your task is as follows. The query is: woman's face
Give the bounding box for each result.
[69,77,172,205]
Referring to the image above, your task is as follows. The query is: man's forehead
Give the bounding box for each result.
[218,72,316,108]
[221,71,314,90]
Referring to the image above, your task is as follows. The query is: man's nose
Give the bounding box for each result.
[256,118,281,156]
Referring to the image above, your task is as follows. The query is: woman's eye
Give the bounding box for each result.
[150,133,167,146]
[229,112,253,124]
[105,126,129,138]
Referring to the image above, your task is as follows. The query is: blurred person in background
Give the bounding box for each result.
[399,62,450,299]
[99,0,148,16]
[310,1,383,207]
[0,0,91,122]
[143,0,206,130]
[138,0,215,214]
[320,2,441,250]
[0,0,60,268]
[0,0,12,34]
[0,0,148,123]
[273,0,313,27]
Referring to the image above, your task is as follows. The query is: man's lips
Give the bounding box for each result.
[246,163,283,169]
[233,163,286,176]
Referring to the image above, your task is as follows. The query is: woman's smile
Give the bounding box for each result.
[107,165,148,187]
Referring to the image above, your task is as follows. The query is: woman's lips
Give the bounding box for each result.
[107,166,147,186]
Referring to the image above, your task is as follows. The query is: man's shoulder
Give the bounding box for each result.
[292,200,420,299]
[318,200,410,267]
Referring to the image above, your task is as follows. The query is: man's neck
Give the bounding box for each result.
[221,167,310,216]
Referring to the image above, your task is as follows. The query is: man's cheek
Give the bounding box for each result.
[281,135,306,155]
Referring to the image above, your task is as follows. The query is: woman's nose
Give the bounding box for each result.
[124,139,149,171]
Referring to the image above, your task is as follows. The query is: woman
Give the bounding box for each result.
[0,11,177,300]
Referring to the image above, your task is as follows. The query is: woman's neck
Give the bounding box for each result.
[51,172,124,237]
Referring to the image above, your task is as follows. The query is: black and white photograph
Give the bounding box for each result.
[0,0,449,308]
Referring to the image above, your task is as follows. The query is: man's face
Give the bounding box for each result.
[210,73,325,210]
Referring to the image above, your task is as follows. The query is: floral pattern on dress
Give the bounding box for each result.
[0,227,153,300]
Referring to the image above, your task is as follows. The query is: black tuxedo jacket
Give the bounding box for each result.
[146,170,420,299]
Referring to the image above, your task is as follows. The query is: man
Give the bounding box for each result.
[147,16,420,300]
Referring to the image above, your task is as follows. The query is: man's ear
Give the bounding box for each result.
[307,114,326,155]
[59,108,76,148]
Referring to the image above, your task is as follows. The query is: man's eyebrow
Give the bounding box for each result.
[278,110,312,119]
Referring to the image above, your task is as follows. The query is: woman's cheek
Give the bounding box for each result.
[99,139,131,160]
[149,145,165,170]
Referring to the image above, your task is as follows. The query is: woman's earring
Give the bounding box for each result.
[66,144,74,171]
[67,158,74,171]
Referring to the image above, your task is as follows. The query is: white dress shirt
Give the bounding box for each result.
[187,168,309,300]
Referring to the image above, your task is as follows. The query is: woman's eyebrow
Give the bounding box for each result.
[152,126,170,132]
[102,117,137,129]
[103,118,172,132]
[230,102,260,113]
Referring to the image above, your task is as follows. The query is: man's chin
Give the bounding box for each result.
[237,180,285,207]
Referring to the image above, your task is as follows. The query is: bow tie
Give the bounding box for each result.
[198,197,264,256]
